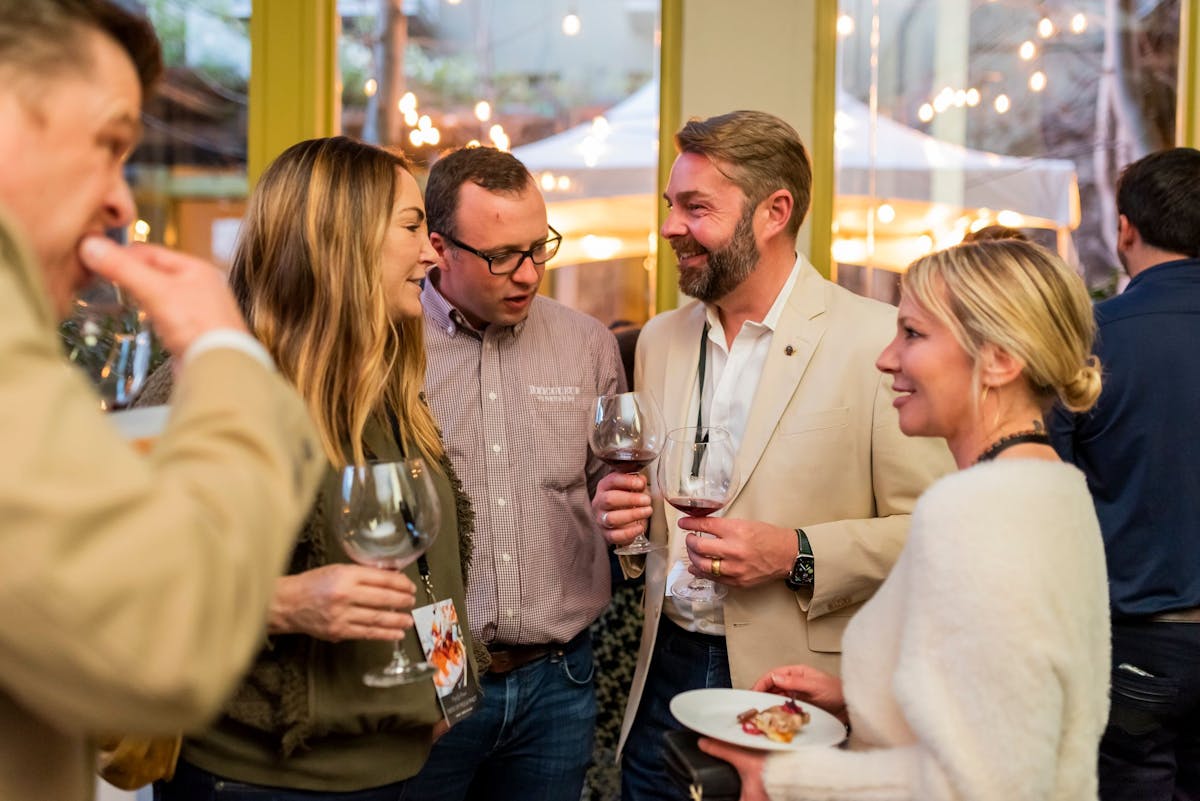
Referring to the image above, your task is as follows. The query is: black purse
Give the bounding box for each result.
[663,729,742,801]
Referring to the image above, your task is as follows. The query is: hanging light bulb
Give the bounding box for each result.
[474,101,492,122]
[1070,13,1087,33]
[837,14,854,36]
[994,94,1011,114]
[1029,71,1047,92]
[1038,17,1055,38]
[562,13,581,36]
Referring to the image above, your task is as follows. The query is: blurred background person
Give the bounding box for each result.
[144,137,476,801]
[0,3,324,799]
[705,240,1109,801]
[1050,146,1200,801]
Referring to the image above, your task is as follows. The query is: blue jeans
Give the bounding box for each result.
[1099,620,1200,801]
[621,617,730,801]
[155,759,407,800]
[399,631,596,801]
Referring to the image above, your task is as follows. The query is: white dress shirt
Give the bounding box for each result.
[664,261,801,636]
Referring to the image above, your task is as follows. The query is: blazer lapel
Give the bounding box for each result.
[728,261,828,508]
[655,302,706,549]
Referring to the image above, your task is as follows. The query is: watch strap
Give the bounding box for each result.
[785,528,815,589]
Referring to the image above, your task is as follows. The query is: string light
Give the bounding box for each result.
[398,92,417,114]
[994,94,1011,113]
[474,101,492,122]
[1070,13,1087,33]
[837,14,855,37]
[1029,70,1047,92]
[918,103,934,123]
[363,78,378,97]
[132,219,151,243]
[966,88,981,106]
[562,13,581,36]
[877,203,896,224]
[1019,40,1036,60]
[1037,17,1055,38]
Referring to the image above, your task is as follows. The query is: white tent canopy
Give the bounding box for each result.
[512,83,1079,268]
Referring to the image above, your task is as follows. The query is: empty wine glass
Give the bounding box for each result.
[67,279,154,411]
[658,426,739,603]
[335,458,441,687]
[590,391,666,555]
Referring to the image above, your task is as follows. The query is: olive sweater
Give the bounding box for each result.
[137,369,477,792]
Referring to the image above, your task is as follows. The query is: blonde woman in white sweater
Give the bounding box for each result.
[703,239,1110,801]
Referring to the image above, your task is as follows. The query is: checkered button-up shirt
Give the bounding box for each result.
[422,277,625,646]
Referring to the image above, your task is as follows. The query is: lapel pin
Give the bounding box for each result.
[784,345,795,356]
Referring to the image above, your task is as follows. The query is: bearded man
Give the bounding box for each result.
[589,110,953,801]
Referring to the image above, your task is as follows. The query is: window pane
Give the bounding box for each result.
[833,0,1180,302]
[129,0,250,269]
[339,0,661,326]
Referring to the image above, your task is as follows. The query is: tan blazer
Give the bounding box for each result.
[0,212,325,801]
[617,257,953,754]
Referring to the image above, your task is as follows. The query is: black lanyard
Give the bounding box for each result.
[384,406,434,594]
[692,324,710,477]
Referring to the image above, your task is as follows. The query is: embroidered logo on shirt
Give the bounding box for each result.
[529,385,581,403]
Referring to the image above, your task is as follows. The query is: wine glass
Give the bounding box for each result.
[590,391,666,555]
[335,458,441,687]
[67,279,154,411]
[658,426,739,603]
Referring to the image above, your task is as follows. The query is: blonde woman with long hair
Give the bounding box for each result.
[704,240,1110,801]
[147,137,475,800]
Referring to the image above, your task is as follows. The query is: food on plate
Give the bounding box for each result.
[737,699,810,743]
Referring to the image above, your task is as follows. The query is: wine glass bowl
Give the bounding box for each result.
[590,391,666,554]
[658,426,739,602]
[68,279,154,411]
[336,458,440,687]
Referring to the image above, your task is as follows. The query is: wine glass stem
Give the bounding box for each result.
[391,638,410,667]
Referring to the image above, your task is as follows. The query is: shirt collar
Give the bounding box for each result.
[703,256,802,342]
[421,269,527,339]
[1125,257,1200,291]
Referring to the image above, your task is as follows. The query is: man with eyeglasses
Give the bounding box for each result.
[402,145,626,801]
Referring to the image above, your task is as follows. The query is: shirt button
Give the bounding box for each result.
[492,443,502,453]
[488,392,497,401]
[502,553,511,562]
[496,498,507,507]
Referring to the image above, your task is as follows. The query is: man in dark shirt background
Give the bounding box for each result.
[1050,146,1200,801]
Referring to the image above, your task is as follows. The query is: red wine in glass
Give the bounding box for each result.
[599,446,659,473]
[590,392,667,555]
[665,497,726,517]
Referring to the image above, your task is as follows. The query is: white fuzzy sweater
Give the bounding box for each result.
[764,459,1110,801]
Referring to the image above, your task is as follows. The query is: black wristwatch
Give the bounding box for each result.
[784,528,815,590]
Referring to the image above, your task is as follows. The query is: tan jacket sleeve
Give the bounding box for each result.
[0,227,324,736]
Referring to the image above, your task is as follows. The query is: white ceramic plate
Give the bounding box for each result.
[670,688,847,752]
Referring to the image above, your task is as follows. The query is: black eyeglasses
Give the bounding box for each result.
[437,226,563,276]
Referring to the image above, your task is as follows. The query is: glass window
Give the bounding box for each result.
[127,0,251,269]
[833,0,1180,303]
[339,0,661,327]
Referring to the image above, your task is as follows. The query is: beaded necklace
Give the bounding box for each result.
[974,427,1051,464]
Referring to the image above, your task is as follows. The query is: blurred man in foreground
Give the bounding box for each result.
[0,3,324,798]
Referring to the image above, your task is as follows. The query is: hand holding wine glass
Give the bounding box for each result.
[659,426,739,602]
[589,391,665,555]
[335,458,440,687]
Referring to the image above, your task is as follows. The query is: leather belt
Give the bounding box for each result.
[485,643,557,674]
[1149,606,1200,623]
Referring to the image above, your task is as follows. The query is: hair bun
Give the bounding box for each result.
[1060,356,1102,412]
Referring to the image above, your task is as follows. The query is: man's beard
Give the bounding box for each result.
[674,206,759,303]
